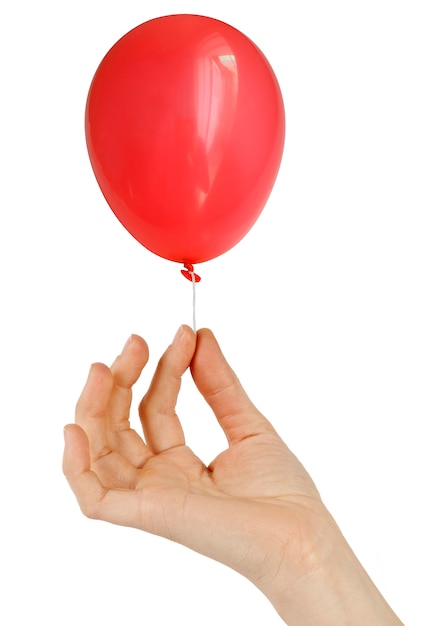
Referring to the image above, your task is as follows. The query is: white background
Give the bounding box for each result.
[1,1,436,624]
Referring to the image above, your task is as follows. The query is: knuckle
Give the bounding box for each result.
[80,501,102,520]
[79,491,106,521]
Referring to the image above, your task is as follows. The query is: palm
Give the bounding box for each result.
[112,429,315,501]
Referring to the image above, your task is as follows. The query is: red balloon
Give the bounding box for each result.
[85,14,285,265]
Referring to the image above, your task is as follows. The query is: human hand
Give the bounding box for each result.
[63,326,403,625]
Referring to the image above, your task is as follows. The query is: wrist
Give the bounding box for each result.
[253,509,403,625]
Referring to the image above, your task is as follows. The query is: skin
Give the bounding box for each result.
[63,325,403,625]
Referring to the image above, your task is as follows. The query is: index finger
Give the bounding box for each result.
[139,325,196,454]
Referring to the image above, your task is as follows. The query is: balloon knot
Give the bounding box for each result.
[181,262,201,282]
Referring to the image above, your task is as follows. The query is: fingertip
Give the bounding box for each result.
[196,327,216,340]
[88,361,111,378]
[76,362,113,413]
[63,422,84,439]
[124,333,149,359]
[191,327,222,369]
[110,334,149,387]
[172,324,196,346]
[63,423,75,442]
[170,325,197,361]
[62,424,90,477]
[63,422,88,446]
[193,328,218,355]
[190,328,234,398]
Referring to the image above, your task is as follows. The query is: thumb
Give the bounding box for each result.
[190,329,275,446]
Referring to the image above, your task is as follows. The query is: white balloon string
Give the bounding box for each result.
[190,270,197,332]
[181,263,200,332]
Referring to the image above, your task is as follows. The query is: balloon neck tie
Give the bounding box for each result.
[181,263,201,332]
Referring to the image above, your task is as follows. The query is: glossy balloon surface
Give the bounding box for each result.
[85,14,285,264]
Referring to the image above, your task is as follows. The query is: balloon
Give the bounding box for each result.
[85,14,285,265]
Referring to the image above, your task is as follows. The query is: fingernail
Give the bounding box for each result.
[63,425,70,443]
[122,334,133,351]
[172,325,184,346]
